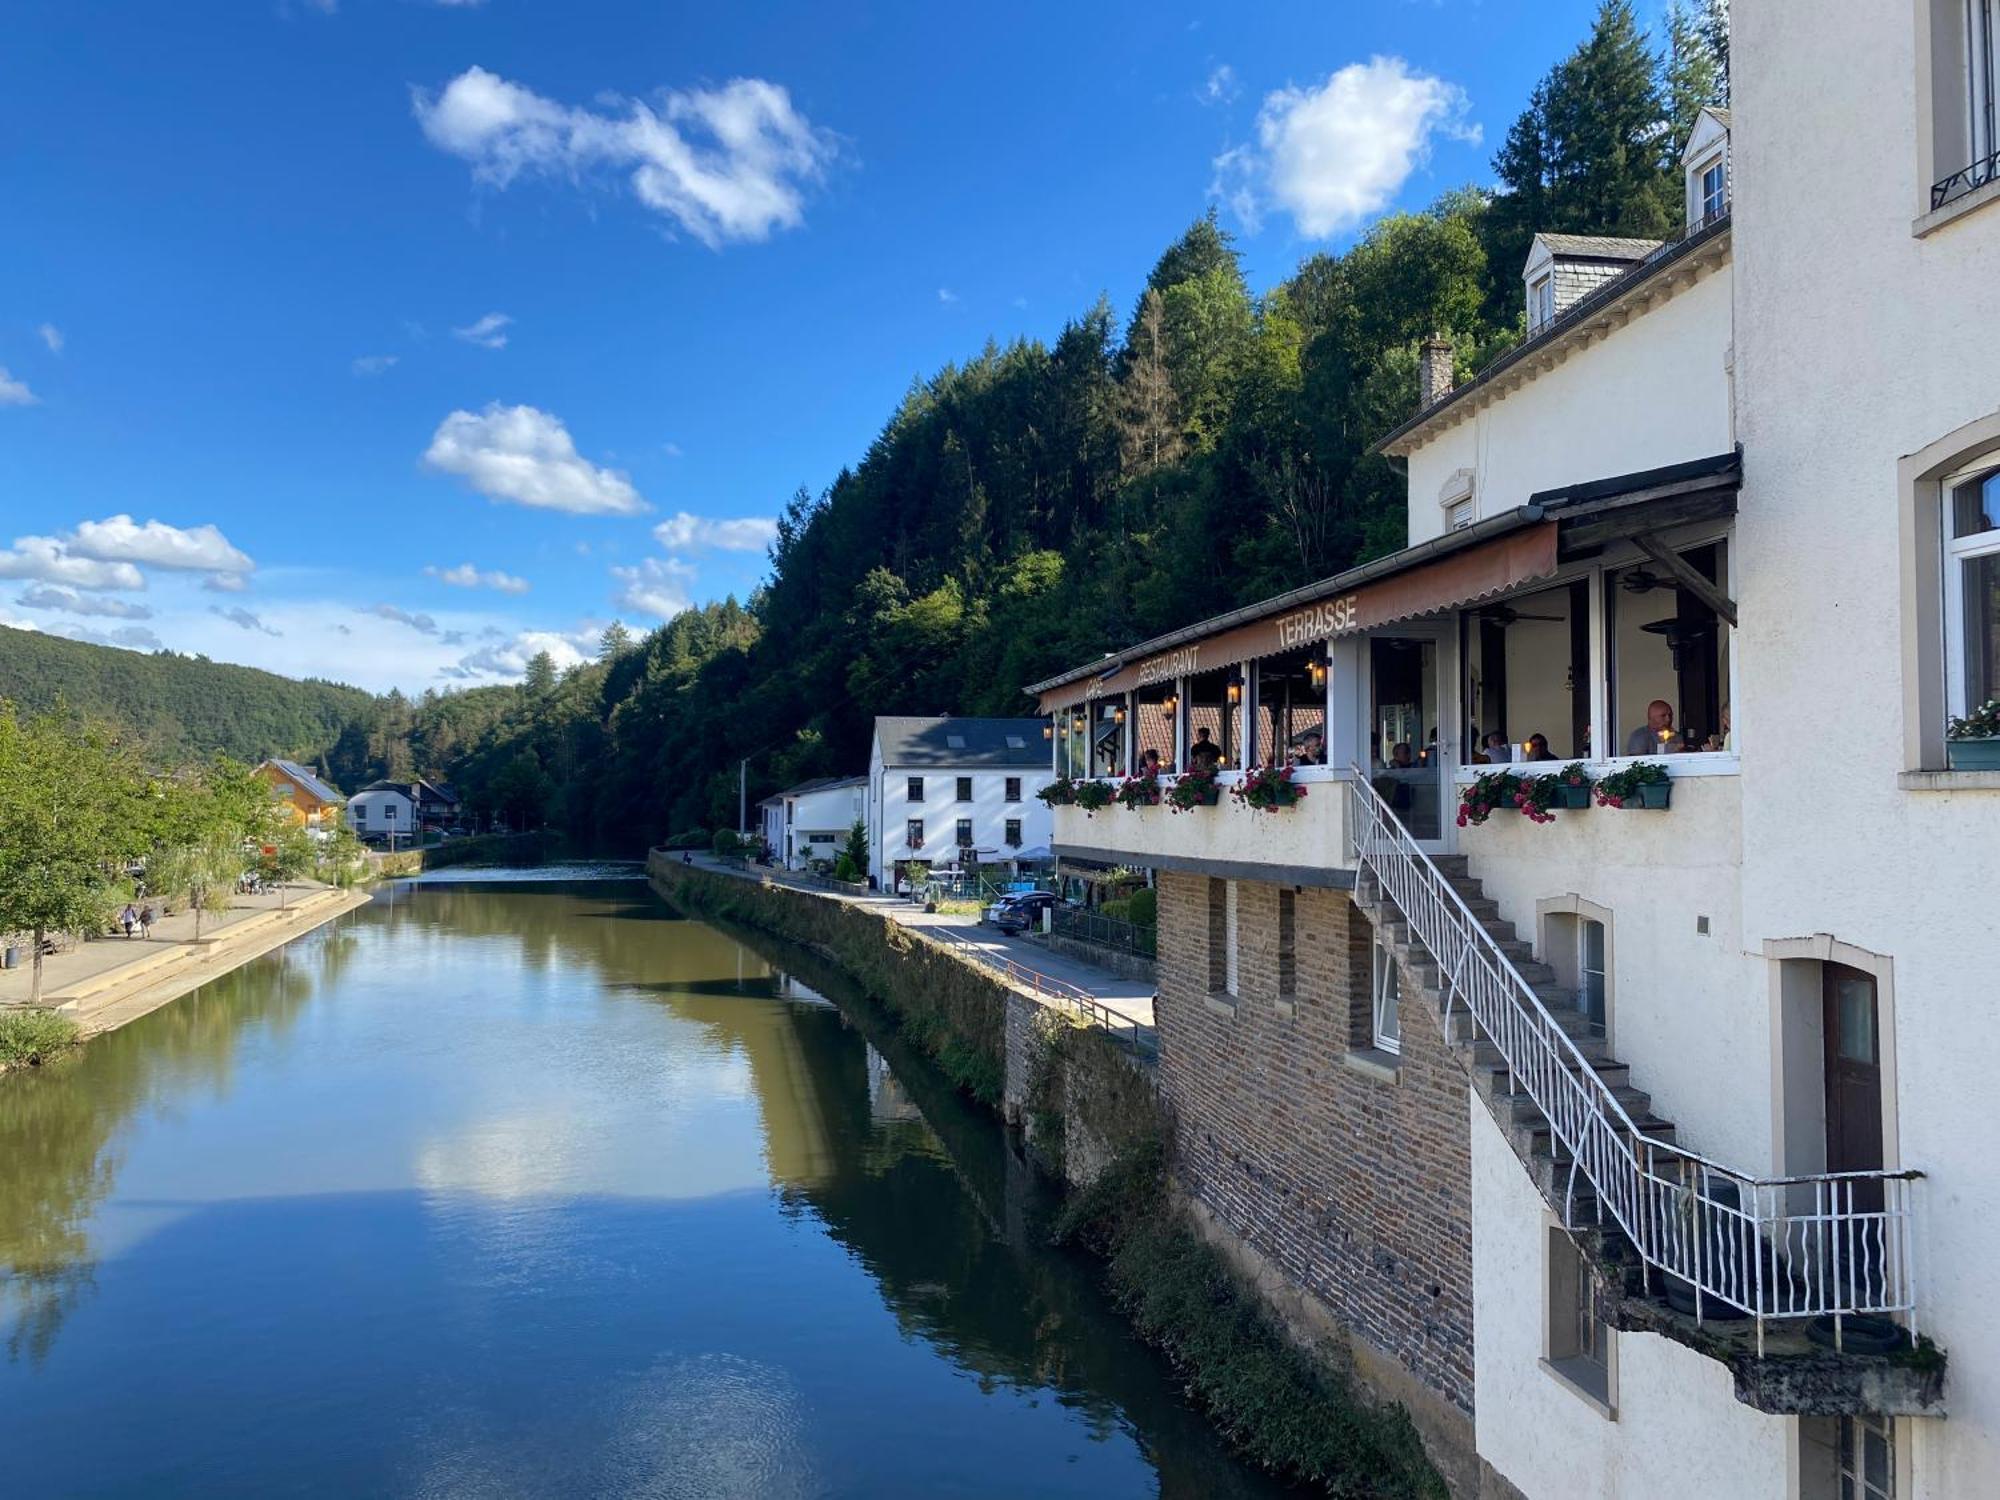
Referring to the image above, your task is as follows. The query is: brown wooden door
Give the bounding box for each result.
[1823,964,1884,1212]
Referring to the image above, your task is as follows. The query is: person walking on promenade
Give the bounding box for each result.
[119,904,138,939]
[138,904,155,940]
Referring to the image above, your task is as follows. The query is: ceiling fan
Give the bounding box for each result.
[1475,603,1566,626]
[1619,568,1672,595]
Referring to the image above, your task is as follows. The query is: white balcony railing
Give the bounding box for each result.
[1346,767,1921,1355]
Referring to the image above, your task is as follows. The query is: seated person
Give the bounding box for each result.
[1292,731,1325,766]
[1137,747,1164,777]
[1703,707,1733,752]
[1387,741,1416,770]
[1187,726,1224,772]
[1625,699,1679,756]
[1524,733,1558,762]
[1482,730,1513,764]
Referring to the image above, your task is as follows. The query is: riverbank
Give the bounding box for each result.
[647,855,1445,1498]
[0,884,372,1056]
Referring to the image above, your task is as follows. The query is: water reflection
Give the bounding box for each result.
[0,880,1294,1497]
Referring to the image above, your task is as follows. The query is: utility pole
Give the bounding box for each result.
[739,758,748,838]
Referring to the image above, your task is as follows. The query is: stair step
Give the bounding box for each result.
[1530,1115,1678,1159]
[1473,1042,1626,1080]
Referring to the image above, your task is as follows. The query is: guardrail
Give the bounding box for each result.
[1049,905,1156,959]
[934,936,1156,1062]
[1347,765,1921,1354]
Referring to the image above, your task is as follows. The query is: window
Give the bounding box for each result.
[1699,158,1727,223]
[1546,1226,1612,1407]
[1969,0,1998,171]
[1252,646,1329,768]
[1186,665,1242,771]
[956,775,973,802]
[1055,709,1087,779]
[1838,1415,1896,1500]
[785,801,795,825]
[1606,540,1731,757]
[955,818,974,848]
[1372,934,1401,1054]
[1134,678,1180,772]
[1543,904,1613,1043]
[905,818,923,849]
[1223,882,1241,995]
[1205,879,1236,998]
[1092,697,1129,777]
[1445,497,1474,532]
[1930,0,2000,208]
[1945,463,2000,715]
[1528,273,1555,332]
[384,804,398,821]
[907,776,924,802]
[1005,776,1022,802]
[1004,818,1022,846]
[1576,918,1607,1037]
[1462,580,1588,763]
[807,832,834,846]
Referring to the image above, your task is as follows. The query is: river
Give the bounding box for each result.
[0,870,1299,1498]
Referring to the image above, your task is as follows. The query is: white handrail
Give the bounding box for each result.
[1346,766,1920,1353]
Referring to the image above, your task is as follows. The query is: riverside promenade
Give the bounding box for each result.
[0,883,372,1037]
[675,854,1156,1047]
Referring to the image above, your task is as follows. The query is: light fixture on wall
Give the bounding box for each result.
[1226,681,1242,706]
[1308,659,1328,691]
[1113,706,1127,726]
[1162,692,1179,714]
[1042,723,1053,741]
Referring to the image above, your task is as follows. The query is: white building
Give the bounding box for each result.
[771,775,869,870]
[346,782,418,845]
[864,717,1052,890]
[1025,26,1994,1488]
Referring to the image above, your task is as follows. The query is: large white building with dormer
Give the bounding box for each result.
[1018,14,2000,1494]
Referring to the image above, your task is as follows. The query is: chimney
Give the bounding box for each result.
[1419,333,1454,409]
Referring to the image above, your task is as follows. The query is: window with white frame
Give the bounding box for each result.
[1543,905,1612,1043]
[955,818,974,847]
[1372,933,1401,1054]
[1934,0,2000,206]
[1445,497,1474,532]
[905,818,923,849]
[1004,817,1022,846]
[1969,0,1998,170]
[907,776,924,801]
[1005,776,1021,802]
[1698,158,1727,223]
[956,776,974,802]
[1944,460,2000,715]
[1528,273,1555,332]
[1837,1414,1896,1500]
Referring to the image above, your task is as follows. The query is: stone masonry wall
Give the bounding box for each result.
[1155,869,1476,1417]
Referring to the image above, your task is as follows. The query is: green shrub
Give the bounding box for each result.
[832,854,859,882]
[1125,887,1157,929]
[0,1009,81,1067]
[711,828,742,856]
[664,828,710,850]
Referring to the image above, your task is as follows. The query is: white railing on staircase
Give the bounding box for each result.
[1347,766,1921,1355]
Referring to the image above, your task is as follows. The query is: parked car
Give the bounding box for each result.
[988,890,1062,933]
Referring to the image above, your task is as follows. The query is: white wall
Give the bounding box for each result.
[1733,5,2000,1491]
[348,788,415,837]
[866,761,1051,887]
[1405,268,1734,547]
[1052,770,1350,878]
[1471,1101,1794,1500]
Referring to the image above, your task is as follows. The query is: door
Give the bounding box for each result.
[1823,964,1884,1213]
[1368,636,1445,844]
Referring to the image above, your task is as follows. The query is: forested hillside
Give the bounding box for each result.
[0,625,376,769]
[7,2,1727,845]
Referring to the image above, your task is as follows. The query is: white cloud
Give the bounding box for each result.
[936,287,959,305]
[1217,57,1478,238]
[38,324,63,355]
[426,562,531,594]
[202,572,248,593]
[51,622,162,652]
[452,312,512,349]
[413,66,837,249]
[445,625,597,680]
[610,555,697,619]
[0,536,145,591]
[352,353,398,376]
[209,604,281,637]
[423,403,647,515]
[0,367,38,406]
[369,603,441,635]
[15,584,152,620]
[68,514,255,576]
[1199,65,1241,106]
[651,511,776,553]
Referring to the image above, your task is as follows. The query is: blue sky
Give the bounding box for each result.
[1,0,1622,692]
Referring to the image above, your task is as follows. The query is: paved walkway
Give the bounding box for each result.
[1,883,370,1035]
[674,855,1156,1047]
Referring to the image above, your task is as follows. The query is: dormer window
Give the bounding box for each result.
[1528,273,1555,333]
[1445,498,1474,532]
[1698,157,1727,224]
[1439,468,1476,532]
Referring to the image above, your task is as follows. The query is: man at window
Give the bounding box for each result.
[1625,699,1680,756]
[1188,727,1223,772]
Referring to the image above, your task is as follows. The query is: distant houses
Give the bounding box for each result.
[864,716,1052,891]
[254,759,345,832]
[763,775,868,871]
[347,777,460,845]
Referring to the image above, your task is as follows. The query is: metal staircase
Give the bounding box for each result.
[1345,767,1922,1362]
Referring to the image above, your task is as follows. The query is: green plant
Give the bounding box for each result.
[831,853,859,882]
[1231,763,1305,812]
[1557,761,1593,790]
[1947,699,2000,739]
[663,827,710,850]
[1114,770,1163,809]
[1124,885,1157,929]
[1036,776,1078,808]
[1164,766,1220,812]
[1594,760,1669,807]
[711,828,742,856]
[0,1009,80,1068]
[1073,779,1113,815]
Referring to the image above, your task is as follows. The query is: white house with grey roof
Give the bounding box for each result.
[770,774,869,870]
[865,716,1052,890]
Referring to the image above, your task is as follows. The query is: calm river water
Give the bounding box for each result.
[0,871,1297,1498]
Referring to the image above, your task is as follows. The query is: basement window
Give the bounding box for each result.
[1544,1226,1614,1414]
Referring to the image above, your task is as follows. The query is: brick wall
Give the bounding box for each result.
[1155,869,1476,1415]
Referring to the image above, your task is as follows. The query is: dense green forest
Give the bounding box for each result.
[6,2,1727,851]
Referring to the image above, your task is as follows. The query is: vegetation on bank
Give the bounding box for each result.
[0,1009,81,1069]
[1056,1142,1446,1499]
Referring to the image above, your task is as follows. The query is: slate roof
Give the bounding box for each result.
[266,759,343,805]
[780,775,867,797]
[873,716,1047,769]
[1534,233,1663,261]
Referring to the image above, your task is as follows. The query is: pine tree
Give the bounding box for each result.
[1116,290,1184,476]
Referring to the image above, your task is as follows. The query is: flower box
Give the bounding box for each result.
[1595,761,1671,809]
[1232,764,1306,812]
[1554,783,1593,809]
[1165,769,1222,813]
[1947,738,2000,771]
